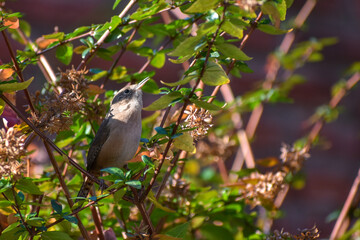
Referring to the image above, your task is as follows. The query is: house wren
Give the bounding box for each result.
[76,77,149,201]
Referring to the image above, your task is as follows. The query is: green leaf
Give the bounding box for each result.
[200,224,233,240]
[257,24,292,35]
[55,43,73,65]
[168,35,204,57]
[0,224,27,240]
[220,19,247,39]
[141,155,155,168]
[161,73,195,87]
[0,98,4,115]
[0,77,33,93]
[19,20,31,37]
[202,61,230,86]
[113,188,126,202]
[150,52,165,68]
[101,167,125,178]
[215,43,252,61]
[15,178,43,195]
[27,217,45,227]
[43,32,64,40]
[109,66,127,81]
[41,231,73,240]
[184,0,219,13]
[113,0,122,10]
[51,199,62,214]
[155,126,168,135]
[190,99,221,111]
[148,191,176,213]
[63,215,78,224]
[109,15,122,32]
[126,180,141,189]
[173,132,195,153]
[166,222,190,238]
[127,38,146,50]
[0,179,11,193]
[143,91,183,111]
[261,0,287,23]
[130,1,168,20]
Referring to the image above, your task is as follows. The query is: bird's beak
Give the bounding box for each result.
[136,77,150,90]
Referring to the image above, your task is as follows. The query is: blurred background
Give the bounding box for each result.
[1,0,360,237]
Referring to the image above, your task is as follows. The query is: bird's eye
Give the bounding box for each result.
[124,89,130,94]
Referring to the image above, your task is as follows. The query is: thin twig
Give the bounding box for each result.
[0,94,102,185]
[330,168,360,240]
[246,0,317,138]
[140,3,228,203]
[15,28,58,90]
[77,0,137,71]
[2,31,35,112]
[131,187,155,234]
[43,140,91,240]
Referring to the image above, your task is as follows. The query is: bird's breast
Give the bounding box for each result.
[95,115,142,169]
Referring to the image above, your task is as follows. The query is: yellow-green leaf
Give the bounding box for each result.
[185,0,220,13]
[143,92,183,111]
[168,35,204,57]
[150,52,165,69]
[41,231,73,240]
[190,99,221,111]
[56,43,73,65]
[202,62,230,86]
[0,77,33,93]
[148,191,176,213]
[173,132,195,153]
[15,178,43,195]
[257,24,292,35]
[215,43,252,61]
[220,19,246,39]
[0,98,5,116]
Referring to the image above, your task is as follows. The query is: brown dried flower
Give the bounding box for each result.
[267,226,320,240]
[30,68,91,134]
[294,226,320,240]
[184,105,213,141]
[239,171,286,209]
[0,127,27,177]
[266,229,292,240]
[58,67,89,94]
[280,144,310,173]
[196,133,236,164]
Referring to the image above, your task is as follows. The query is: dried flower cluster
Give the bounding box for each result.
[184,105,213,141]
[280,144,310,173]
[239,171,286,208]
[31,68,92,134]
[196,133,236,163]
[0,127,27,177]
[57,67,89,93]
[236,144,310,208]
[266,226,320,240]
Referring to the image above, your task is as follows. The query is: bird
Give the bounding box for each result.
[76,77,149,202]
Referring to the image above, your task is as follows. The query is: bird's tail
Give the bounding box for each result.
[76,177,94,203]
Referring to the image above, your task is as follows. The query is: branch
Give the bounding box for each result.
[2,31,35,112]
[246,0,317,138]
[0,94,102,186]
[330,168,360,240]
[141,1,228,203]
[76,0,137,70]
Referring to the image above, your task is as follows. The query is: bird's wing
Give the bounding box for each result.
[86,118,110,171]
